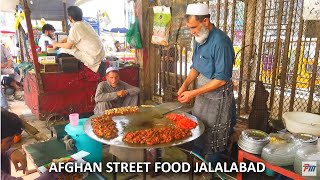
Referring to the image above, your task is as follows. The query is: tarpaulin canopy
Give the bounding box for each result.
[0,0,76,21]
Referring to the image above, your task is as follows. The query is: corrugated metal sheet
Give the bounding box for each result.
[28,0,76,21]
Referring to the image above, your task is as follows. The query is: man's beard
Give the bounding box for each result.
[194,24,209,45]
[49,34,55,40]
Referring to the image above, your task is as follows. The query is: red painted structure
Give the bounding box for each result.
[237,149,305,180]
[19,0,139,120]
[24,66,139,120]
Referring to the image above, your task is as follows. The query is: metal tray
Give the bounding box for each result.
[83,109,205,149]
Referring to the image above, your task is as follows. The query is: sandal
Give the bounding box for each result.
[6,95,15,101]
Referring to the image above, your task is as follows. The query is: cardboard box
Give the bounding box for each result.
[38,56,56,64]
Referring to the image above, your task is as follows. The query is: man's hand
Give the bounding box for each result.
[10,149,28,174]
[53,42,59,50]
[177,84,188,97]
[178,90,196,103]
[116,90,128,97]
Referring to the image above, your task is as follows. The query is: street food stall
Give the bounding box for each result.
[15,0,100,123]
[16,0,139,124]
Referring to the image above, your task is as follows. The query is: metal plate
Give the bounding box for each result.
[83,108,205,149]
[293,133,318,143]
[241,129,269,142]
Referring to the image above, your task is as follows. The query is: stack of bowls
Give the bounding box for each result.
[238,129,269,154]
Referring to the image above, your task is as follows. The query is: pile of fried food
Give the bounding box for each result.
[57,172,84,180]
[91,114,118,139]
[104,106,139,116]
[46,158,84,180]
[122,127,192,145]
[92,106,140,139]
[166,113,197,130]
[92,107,197,145]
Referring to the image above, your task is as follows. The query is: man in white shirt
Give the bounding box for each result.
[53,6,106,77]
[38,24,55,52]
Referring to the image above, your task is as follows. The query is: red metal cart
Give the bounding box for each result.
[23,66,139,123]
[19,0,139,124]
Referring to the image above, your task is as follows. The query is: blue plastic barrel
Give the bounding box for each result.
[65,118,102,163]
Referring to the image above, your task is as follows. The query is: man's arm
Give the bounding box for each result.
[10,149,27,174]
[2,45,13,68]
[1,148,24,180]
[94,82,118,102]
[60,38,67,43]
[179,42,234,103]
[53,41,73,49]
[177,68,199,96]
[178,79,226,103]
[120,81,140,96]
[193,79,226,96]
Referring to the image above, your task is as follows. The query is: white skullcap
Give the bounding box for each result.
[186,3,209,16]
[105,67,119,74]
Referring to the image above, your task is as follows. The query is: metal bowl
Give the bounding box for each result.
[241,129,269,142]
[293,133,318,144]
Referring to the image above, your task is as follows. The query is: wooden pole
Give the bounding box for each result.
[21,0,44,93]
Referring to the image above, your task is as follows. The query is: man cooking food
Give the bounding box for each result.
[177,3,235,165]
[53,6,106,78]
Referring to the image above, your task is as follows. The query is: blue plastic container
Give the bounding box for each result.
[264,168,276,177]
[65,118,102,163]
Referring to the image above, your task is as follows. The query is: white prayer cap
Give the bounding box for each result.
[186,3,209,16]
[105,67,119,74]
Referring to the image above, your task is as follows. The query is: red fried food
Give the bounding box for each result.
[166,114,197,129]
[57,172,84,180]
[123,127,192,145]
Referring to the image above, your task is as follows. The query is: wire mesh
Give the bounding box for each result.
[149,0,319,119]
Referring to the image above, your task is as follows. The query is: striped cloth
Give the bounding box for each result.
[192,74,233,153]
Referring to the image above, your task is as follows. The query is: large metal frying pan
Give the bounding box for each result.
[83,107,205,149]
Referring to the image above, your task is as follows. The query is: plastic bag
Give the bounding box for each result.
[126,17,142,49]
[261,142,301,166]
[269,132,293,144]
[294,144,320,179]
[151,6,171,46]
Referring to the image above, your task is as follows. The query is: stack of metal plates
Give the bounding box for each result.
[238,129,269,154]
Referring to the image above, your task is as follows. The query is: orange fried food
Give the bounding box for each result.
[104,106,139,116]
[91,114,118,139]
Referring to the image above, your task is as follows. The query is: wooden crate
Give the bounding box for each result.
[58,57,80,73]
